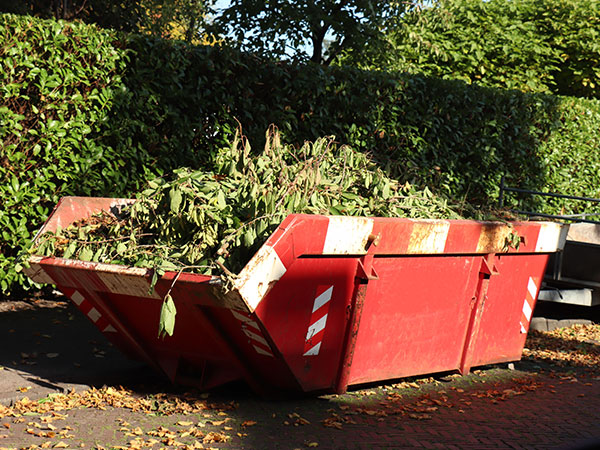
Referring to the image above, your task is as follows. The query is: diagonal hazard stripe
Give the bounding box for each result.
[304,285,334,356]
[231,310,274,357]
[520,277,538,333]
[312,286,333,313]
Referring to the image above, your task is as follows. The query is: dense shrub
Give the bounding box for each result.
[0,15,135,293]
[345,0,600,99]
[2,13,600,295]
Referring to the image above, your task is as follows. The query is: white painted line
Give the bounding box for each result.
[87,307,101,323]
[306,314,328,340]
[528,277,537,300]
[303,342,321,357]
[312,286,333,313]
[242,328,269,347]
[95,271,161,299]
[535,223,566,252]
[236,245,287,310]
[231,310,260,330]
[253,345,274,357]
[23,263,55,284]
[323,217,374,255]
[522,300,533,322]
[71,291,85,306]
[408,221,450,254]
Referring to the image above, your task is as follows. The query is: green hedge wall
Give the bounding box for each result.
[2,13,600,295]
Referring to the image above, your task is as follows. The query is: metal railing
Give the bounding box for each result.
[499,177,600,224]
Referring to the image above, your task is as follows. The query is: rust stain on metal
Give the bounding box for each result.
[407,221,450,254]
[476,223,512,253]
[96,271,161,299]
[211,285,253,312]
[22,263,55,284]
[235,245,286,312]
[323,216,374,255]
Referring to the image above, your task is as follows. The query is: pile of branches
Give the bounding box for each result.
[29,128,466,280]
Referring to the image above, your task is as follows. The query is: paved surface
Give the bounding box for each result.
[1,294,599,449]
[0,294,148,406]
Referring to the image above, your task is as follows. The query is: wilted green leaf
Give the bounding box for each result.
[158,294,177,339]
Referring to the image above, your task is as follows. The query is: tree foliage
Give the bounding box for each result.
[342,0,600,98]
[0,0,209,42]
[209,0,411,65]
[3,13,600,295]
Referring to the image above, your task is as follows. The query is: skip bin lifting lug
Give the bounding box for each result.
[355,233,380,283]
[335,234,380,393]
[459,253,500,374]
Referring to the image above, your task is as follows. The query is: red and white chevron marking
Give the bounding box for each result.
[231,310,274,357]
[69,290,117,333]
[520,277,538,333]
[303,285,334,356]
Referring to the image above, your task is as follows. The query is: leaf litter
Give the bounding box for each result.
[321,323,600,429]
[0,324,598,448]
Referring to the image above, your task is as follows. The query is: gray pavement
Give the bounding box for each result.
[1,294,600,450]
[0,294,149,406]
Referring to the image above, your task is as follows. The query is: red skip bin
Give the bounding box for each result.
[25,196,566,394]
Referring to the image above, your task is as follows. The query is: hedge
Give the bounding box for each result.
[356,0,600,100]
[2,13,600,295]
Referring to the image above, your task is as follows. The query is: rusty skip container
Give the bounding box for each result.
[25,196,567,394]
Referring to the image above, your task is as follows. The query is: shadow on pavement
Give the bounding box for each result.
[0,294,152,405]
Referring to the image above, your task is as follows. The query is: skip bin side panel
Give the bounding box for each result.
[347,255,481,386]
[254,257,359,393]
[35,197,133,237]
[469,253,549,367]
[38,260,259,389]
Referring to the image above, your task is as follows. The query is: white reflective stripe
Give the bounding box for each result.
[87,307,101,322]
[520,323,527,334]
[103,324,117,333]
[303,342,321,356]
[535,223,566,252]
[408,221,450,254]
[522,301,533,322]
[306,314,328,341]
[235,245,286,310]
[242,328,269,347]
[323,217,374,255]
[71,291,85,306]
[253,345,273,357]
[231,310,260,330]
[528,277,538,300]
[312,286,333,313]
